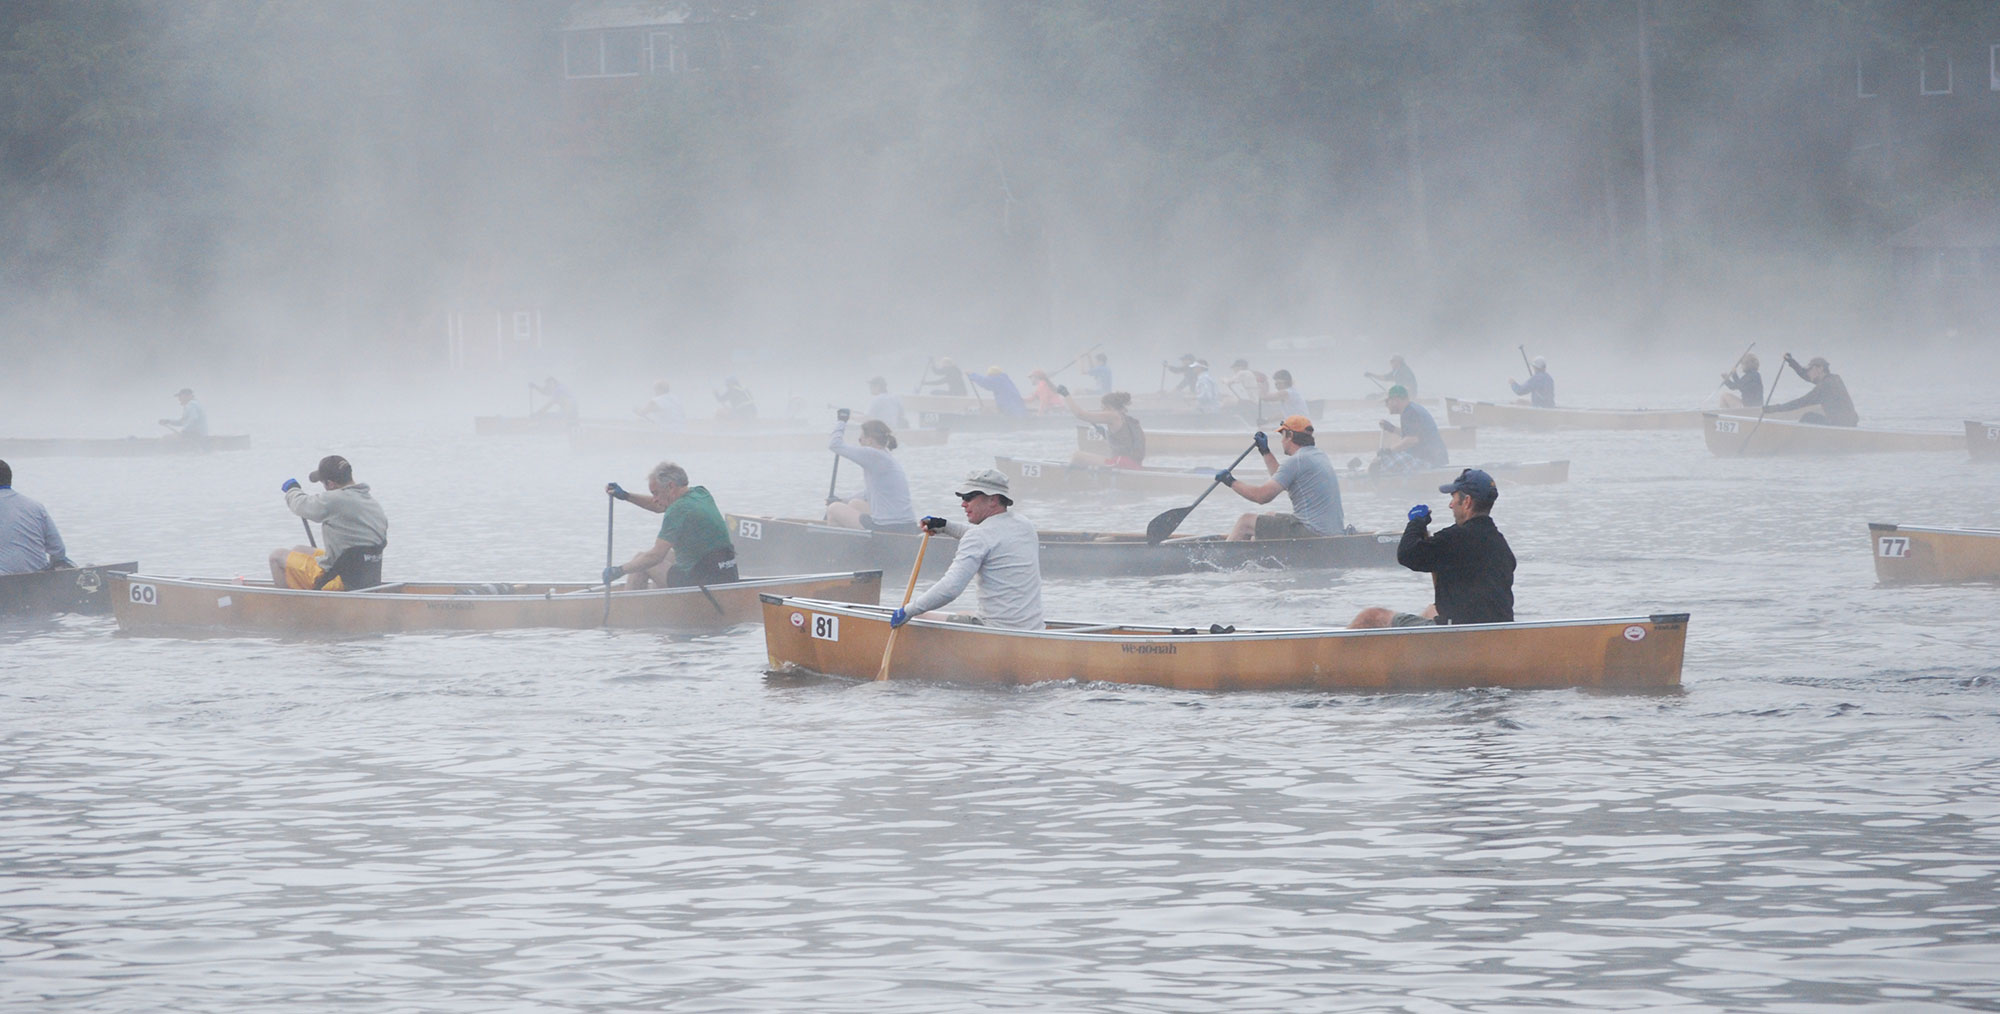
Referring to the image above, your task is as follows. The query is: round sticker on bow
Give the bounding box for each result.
[790,612,806,628]
[1623,625,1646,642]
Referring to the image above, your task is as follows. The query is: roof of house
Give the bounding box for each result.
[1887,199,2000,249]
[560,1,693,32]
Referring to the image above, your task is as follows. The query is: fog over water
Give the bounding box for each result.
[5,2,2000,1011]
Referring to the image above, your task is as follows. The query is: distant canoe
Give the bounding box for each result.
[1441,398,1750,430]
[726,514,1401,579]
[761,596,1689,693]
[1078,424,1476,457]
[1969,421,2000,461]
[107,570,881,636]
[0,562,137,617]
[1867,524,2000,584]
[1701,414,1963,456]
[994,456,1568,499]
[568,423,950,453]
[0,436,250,457]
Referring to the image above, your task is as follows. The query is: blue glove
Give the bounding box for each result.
[1215,470,1236,487]
[1055,384,1069,397]
[602,565,622,585]
[1408,504,1431,523]
[606,482,630,501]
[921,516,948,531]
[890,607,910,628]
[837,408,851,422]
[280,478,300,493]
[1252,431,1270,454]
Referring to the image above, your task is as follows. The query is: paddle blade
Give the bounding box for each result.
[1145,506,1194,545]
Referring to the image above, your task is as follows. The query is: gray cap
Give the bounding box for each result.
[956,468,1011,498]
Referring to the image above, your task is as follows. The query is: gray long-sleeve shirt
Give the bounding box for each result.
[0,488,68,575]
[286,483,388,564]
[907,511,1043,630]
[829,421,915,525]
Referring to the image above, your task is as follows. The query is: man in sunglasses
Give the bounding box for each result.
[1349,468,1514,628]
[890,468,1043,631]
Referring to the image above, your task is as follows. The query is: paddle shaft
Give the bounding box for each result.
[875,528,934,681]
[827,453,842,502]
[1193,442,1264,513]
[603,493,615,626]
[1046,343,1103,382]
[1146,441,1262,544]
[1737,359,1785,455]
[1714,340,1756,400]
[301,518,316,549]
[1517,344,1533,375]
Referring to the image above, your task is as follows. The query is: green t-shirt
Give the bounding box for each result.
[657,486,734,575]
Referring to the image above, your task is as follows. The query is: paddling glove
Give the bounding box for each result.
[1408,504,1431,523]
[280,478,300,493]
[1379,420,1397,433]
[1216,470,1236,487]
[602,565,622,585]
[607,482,630,501]
[922,516,948,531]
[837,408,850,422]
[1252,431,1270,454]
[890,607,910,628]
[1056,384,1069,397]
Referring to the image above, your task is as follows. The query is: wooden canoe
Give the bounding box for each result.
[568,423,950,453]
[762,596,1689,692]
[1969,421,2000,461]
[107,570,881,636]
[1701,413,1963,456]
[1079,424,1476,457]
[0,562,138,616]
[994,456,1568,499]
[1867,523,2000,584]
[0,436,251,457]
[1441,398,1807,431]
[726,514,1401,579]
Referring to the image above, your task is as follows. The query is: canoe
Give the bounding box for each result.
[1970,421,2000,461]
[1867,523,2000,584]
[569,423,950,453]
[918,409,1267,433]
[0,436,251,457]
[761,596,1689,692]
[0,562,138,616]
[474,414,576,435]
[726,514,1402,579]
[1442,398,1746,430]
[1701,414,1964,456]
[994,456,1568,499]
[107,570,882,636]
[1078,424,1476,457]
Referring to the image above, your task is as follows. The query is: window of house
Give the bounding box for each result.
[602,29,642,75]
[564,29,643,78]
[1921,47,1952,95]
[563,33,599,78]
[1990,44,2000,90]
[649,31,682,74]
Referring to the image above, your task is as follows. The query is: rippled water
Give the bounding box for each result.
[5,388,2000,1011]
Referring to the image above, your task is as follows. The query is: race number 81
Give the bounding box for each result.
[811,614,839,641]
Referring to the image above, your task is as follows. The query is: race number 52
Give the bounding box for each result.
[736,519,763,540]
[810,614,839,641]
[1877,536,1910,558]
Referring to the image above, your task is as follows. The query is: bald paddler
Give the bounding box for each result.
[1351,468,1514,628]
[1766,354,1857,427]
[1213,415,1346,541]
[270,454,388,591]
[604,462,739,589]
[0,459,75,575]
[890,468,1043,631]
[1510,357,1555,408]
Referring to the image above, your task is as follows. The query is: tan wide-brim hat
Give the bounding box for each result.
[955,468,1011,498]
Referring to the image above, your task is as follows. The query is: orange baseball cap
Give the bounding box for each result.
[1278,415,1313,434]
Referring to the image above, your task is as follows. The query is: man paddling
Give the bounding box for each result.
[270,455,388,591]
[864,376,908,428]
[1373,384,1448,473]
[1214,415,1346,541]
[1350,468,1513,628]
[890,468,1043,631]
[922,357,968,396]
[1260,368,1309,420]
[159,388,209,442]
[967,366,1029,417]
[1720,353,1763,409]
[636,380,687,429]
[604,462,738,589]
[531,376,579,421]
[0,460,74,575]
[1765,354,1857,427]
[1366,355,1418,397]
[1510,358,1555,408]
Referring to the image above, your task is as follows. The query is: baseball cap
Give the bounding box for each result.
[956,468,1012,500]
[1278,415,1313,434]
[174,387,194,397]
[1531,356,1547,370]
[1439,468,1497,499]
[309,455,352,484]
[1385,384,1409,400]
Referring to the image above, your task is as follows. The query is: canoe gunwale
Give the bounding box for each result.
[116,570,883,605]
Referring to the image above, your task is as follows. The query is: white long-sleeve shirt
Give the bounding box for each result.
[829,421,915,525]
[286,483,389,563]
[907,511,1043,630]
[0,488,68,575]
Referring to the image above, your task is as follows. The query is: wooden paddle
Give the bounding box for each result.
[602,492,615,626]
[301,518,316,549]
[1709,340,1755,407]
[1736,354,1787,455]
[1145,441,1261,545]
[875,527,935,681]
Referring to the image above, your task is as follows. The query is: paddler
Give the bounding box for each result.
[1224,358,1268,405]
[603,462,739,589]
[714,377,758,422]
[1213,415,1346,541]
[1350,468,1514,628]
[921,357,968,396]
[158,388,209,442]
[1372,384,1448,473]
[0,460,74,575]
[889,468,1043,631]
[967,366,1029,417]
[1060,387,1145,467]
[864,376,908,428]
[1163,353,1201,393]
[1084,352,1114,394]
[1025,369,1065,413]
[1765,354,1857,426]
[635,380,687,429]
[1510,357,1555,408]
[269,454,388,591]
[1365,355,1419,397]
[1719,353,1763,409]
[825,410,918,533]
[1259,368,1309,420]
[1191,359,1223,413]
[531,376,579,421]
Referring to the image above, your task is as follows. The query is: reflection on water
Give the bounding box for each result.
[4,410,1999,1011]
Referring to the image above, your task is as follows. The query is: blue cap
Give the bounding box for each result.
[1439,468,1497,499]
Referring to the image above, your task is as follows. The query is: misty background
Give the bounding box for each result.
[4,0,1999,417]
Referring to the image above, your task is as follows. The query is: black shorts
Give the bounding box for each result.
[668,549,739,588]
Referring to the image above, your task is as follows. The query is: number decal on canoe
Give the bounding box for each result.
[810,614,839,641]
[1987,426,2000,441]
[1877,536,1910,558]
[1713,418,1740,434]
[1020,462,1042,477]
[737,519,763,540]
[128,582,157,605]
[919,412,941,426]
[1449,402,1474,416]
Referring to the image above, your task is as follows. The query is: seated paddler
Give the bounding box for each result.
[890,468,1043,631]
[269,454,388,591]
[1215,416,1346,542]
[604,461,739,590]
[1351,468,1514,628]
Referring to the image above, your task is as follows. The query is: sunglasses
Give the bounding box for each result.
[958,492,986,503]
